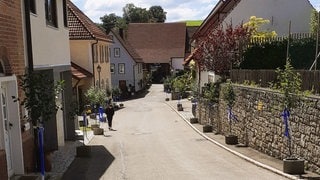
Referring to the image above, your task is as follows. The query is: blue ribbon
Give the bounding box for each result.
[281,108,290,138]
[99,106,103,122]
[38,127,45,177]
[227,106,238,122]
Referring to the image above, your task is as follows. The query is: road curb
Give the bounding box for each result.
[165,101,299,180]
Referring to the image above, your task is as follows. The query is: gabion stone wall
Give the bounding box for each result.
[197,84,320,174]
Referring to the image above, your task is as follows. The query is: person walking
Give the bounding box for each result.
[105,103,115,131]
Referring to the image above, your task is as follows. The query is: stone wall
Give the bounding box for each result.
[197,84,320,174]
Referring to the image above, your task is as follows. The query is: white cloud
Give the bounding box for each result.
[71,0,217,23]
[72,0,319,23]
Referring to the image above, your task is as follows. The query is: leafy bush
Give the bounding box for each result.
[171,71,193,93]
[203,82,221,103]
[84,86,107,107]
[241,38,316,69]
[272,60,302,110]
[222,79,236,108]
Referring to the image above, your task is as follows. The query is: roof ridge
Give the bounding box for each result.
[67,0,111,41]
[67,0,95,39]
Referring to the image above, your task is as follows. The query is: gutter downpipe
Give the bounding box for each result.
[24,0,34,73]
[91,39,98,87]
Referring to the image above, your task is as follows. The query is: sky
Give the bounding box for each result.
[71,0,320,23]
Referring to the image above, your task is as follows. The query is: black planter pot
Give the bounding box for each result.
[225,135,238,145]
[283,158,304,174]
[165,98,170,101]
[93,127,104,135]
[177,104,183,111]
[90,124,99,130]
[190,117,198,124]
[203,125,213,132]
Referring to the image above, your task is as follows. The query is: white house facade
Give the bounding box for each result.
[223,0,314,36]
[109,31,144,93]
[29,0,72,148]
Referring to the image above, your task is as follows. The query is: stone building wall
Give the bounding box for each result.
[197,84,320,174]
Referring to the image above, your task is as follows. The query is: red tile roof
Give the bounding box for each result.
[71,62,93,80]
[127,23,186,64]
[67,0,112,42]
[193,0,240,40]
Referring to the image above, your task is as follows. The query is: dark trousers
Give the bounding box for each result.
[107,116,113,128]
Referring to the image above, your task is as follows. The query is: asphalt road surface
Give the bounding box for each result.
[88,84,288,180]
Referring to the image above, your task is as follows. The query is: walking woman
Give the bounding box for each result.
[105,103,115,130]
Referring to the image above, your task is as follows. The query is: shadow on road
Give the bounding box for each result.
[61,145,115,180]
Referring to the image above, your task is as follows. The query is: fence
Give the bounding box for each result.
[230,69,320,94]
[250,33,316,44]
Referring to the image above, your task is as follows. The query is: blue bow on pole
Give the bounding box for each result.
[98,106,103,122]
[281,108,290,138]
[38,126,45,179]
[227,106,238,122]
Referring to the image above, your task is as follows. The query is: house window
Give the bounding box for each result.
[114,48,120,57]
[93,44,98,63]
[30,0,36,14]
[63,0,67,27]
[110,64,115,74]
[118,63,125,74]
[100,45,104,63]
[105,46,109,62]
[45,0,57,27]
[107,47,111,62]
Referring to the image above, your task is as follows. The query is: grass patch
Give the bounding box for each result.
[184,20,203,26]
[79,126,92,132]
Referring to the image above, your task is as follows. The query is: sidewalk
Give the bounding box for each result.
[166,98,320,180]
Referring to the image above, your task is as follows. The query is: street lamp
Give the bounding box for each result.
[97,65,101,88]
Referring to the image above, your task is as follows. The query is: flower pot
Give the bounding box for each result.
[283,158,304,174]
[165,98,170,101]
[203,125,213,133]
[190,117,198,124]
[177,104,183,111]
[93,127,104,135]
[90,124,99,130]
[89,113,96,119]
[76,145,91,157]
[225,135,238,145]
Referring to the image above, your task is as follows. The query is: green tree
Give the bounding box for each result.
[100,4,167,33]
[100,13,126,33]
[310,9,319,34]
[244,16,277,38]
[149,6,166,22]
[123,3,149,23]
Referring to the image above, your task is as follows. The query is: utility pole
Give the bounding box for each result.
[286,21,291,63]
[315,11,320,70]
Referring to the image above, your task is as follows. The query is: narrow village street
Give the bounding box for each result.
[62,84,289,180]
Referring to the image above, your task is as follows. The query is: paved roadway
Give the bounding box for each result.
[85,84,288,180]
